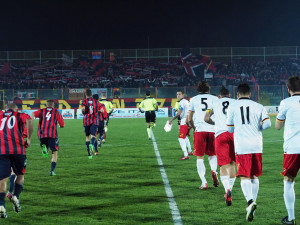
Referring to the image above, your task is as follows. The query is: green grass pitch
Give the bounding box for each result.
[2,116,299,225]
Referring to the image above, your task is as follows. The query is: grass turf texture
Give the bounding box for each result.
[2,116,299,224]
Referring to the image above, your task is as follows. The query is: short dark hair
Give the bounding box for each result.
[86,89,92,97]
[287,76,300,92]
[237,83,251,95]
[197,81,210,93]
[93,94,99,100]
[47,100,54,107]
[177,90,184,94]
[146,90,151,96]
[219,86,230,96]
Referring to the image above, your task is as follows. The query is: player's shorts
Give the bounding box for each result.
[215,132,235,166]
[98,120,105,136]
[145,111,156,123]
[40,138,59,151]
[178,125,190,139]
[84,124,98,136]
[0,155,27,180]
[193,132,215,157]
[281,153,300,178]
[236,153,262,178]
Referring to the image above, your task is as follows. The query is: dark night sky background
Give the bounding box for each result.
[0,0,300,51]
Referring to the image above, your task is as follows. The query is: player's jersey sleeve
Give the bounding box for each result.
[260,105,271,130]
[139,100,144,108]
[33,110,41,118]
[20,112,31,125]
[226,104,235,133]
[189,97,195,111]
[57,111,65,128]
[81,99,87,107]
[276,100,286,122]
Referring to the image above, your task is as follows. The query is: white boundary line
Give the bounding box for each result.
[150,130,183,225]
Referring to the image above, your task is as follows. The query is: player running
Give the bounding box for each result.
[186,81,219,190]
[169,90,193,160]
[204,86,236,206]
[31,100,65,176]
[0,103,33,218]
[275,76,300,225]
[226,83,271,221]
[138,90,158,140]
[81,89,104,159]
[99,93,114,144]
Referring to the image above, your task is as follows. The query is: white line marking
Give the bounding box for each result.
[150,130,183,225]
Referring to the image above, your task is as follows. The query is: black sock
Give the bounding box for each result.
[0,193,5,207]
[248,199,254,206]
[86,141,91,156]
[8,174,16,193]
[14,184,23,199]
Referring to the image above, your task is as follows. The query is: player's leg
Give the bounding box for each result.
[178,125,189,160]
[7,169,15,201]
[40,138,48,158]
[85,126,92,159]
[280,154,299,224]
[11,155,27,213]
[194,132,208,189]
[49,138,59,176]
[97,120,104,150]
[228,133,236,190]
[145,111,151,139]
[89,124,98,156]
[0,156,11,218]
[206,132,218,187]
[150,111,156,129]
[237,154,256,221]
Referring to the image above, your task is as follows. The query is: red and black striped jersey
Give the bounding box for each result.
[0,109,31,155]
[97,103,108,122]
[33,107,65,139]
[81,98,101,126]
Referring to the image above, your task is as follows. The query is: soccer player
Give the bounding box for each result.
[92,94,107,153]
[81,89,103,159]
[169,90,193,160]
[31,100,65,176]
[275,76,300,225]
[99,93,114,144]
[138,90,158,140]
[226,83,271,221]
[0,103,33,218]
[186,81,219,190]
[204,86,236,206]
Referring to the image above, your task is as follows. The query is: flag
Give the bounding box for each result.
[78,55,89,68]
[181,47,204,77]
[1,62,10,75]
[92,60,106,76]
[62,54,73,65]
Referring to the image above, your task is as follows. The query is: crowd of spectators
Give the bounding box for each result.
[1,58,300,90]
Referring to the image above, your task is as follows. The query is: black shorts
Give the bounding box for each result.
[145,111,156,123]
[84,124,98,136]
[40,138,59,151]
[0,155,27,180]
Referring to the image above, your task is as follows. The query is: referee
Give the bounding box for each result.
[139,90,158,139]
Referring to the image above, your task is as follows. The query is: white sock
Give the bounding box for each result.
[208,155,217,173]
[241,179,253,202]
[284,180,295,221]
[197,159,207,185]
[251,179,259,202]
[185,137,192,152]
[220,176,230,192]
[178,138,188,157]
[229,177,236,191]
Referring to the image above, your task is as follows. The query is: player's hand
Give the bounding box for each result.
[25,139,31,148]
[169,120,173,125]
[140,110,144,113]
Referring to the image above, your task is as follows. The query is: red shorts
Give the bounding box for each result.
[193,132,215,157]
[178,125,190,139]
[215,132,235,166]
[281,154,300,178]
[236,153,262,178]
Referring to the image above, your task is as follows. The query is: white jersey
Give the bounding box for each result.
[277,95,300,154]
[226,98,270,155]
[178,98,190,125]
[189,94,217,132]
[211,97,236,137]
